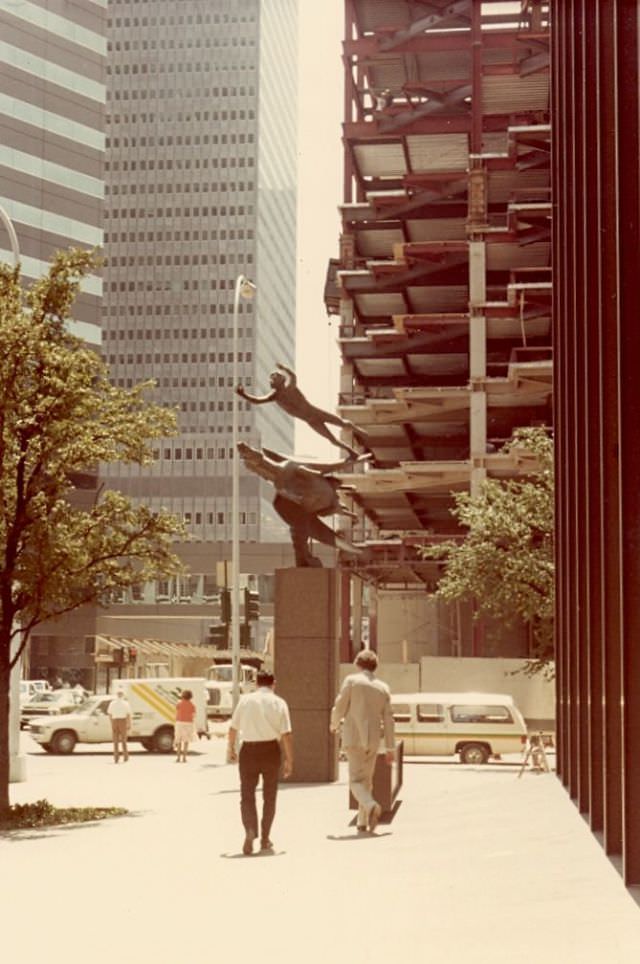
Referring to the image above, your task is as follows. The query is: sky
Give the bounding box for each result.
[294,1,344,460]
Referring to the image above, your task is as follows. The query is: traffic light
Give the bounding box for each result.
[244,588,260,623]
[209,624,229,649]
[219,588,231,624]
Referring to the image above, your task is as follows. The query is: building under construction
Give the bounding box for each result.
[326,0,551,662]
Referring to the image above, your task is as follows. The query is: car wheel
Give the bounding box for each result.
[51,730,77,755]
[459,743,489,765]
[141,739,155,752]
[40,743,53,753]
[152,726,175,753]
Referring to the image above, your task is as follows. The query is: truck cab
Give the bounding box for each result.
[207,663,257,689]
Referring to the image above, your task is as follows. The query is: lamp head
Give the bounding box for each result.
[239,277,256,300]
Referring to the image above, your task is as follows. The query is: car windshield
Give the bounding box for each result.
[37,690,81,705]
[28,692,59,704]
[210,666,233,682]
[83,697,108,715]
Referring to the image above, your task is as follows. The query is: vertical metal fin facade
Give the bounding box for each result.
[552,0,640,887]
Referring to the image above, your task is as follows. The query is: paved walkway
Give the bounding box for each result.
[3,734,640,964]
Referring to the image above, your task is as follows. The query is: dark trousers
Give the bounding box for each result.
[239,740,281,841]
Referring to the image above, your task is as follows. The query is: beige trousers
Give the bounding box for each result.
[346,746,378,826]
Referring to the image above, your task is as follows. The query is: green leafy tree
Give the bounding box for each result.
[0,250,185,813]
[422,427,554,673]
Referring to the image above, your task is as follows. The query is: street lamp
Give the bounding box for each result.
[0,203,24,780]
[0,203,20,266]
[231,274,256,710]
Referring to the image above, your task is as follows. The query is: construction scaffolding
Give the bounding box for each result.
[327,0,551,653]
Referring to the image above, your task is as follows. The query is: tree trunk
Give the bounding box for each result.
[0,636,12,815]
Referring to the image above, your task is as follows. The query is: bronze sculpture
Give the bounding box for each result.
[237,442,367,567]
[236,363,369,460]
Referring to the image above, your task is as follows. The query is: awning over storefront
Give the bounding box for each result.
[93,634,219,664]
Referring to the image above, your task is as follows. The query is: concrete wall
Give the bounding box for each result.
[375,590,530,661]
[338,657,555,725]
[419,656,555,723]
[376,591,440,661]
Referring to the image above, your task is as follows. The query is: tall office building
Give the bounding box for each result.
[0,0,106,346]
[101,0,298,546]
[0,0,107,716]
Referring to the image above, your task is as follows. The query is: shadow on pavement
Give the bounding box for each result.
[220,850,286,859]
[327,831,393,842]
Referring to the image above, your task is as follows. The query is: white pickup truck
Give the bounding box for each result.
[28,678,208,754]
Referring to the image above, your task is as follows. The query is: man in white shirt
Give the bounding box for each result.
[228,670,293,855]
[107,688,132,763]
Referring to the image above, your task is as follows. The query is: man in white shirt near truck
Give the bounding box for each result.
[107,688,132,763]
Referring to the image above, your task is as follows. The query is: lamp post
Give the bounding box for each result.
[0,203,25,781]
[0,203,20,266]
[231,274,256,710]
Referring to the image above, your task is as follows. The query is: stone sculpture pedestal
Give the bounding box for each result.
[274,568,339,782]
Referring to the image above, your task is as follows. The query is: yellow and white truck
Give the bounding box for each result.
[28,677,208,754]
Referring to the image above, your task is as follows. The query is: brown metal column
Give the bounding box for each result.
[570,0,591,815]
[615,0,640,888]
[339,569,352,662]
[597,0,623,861]
[580,0,605,836]
[552,0,640,886]
[557,0,581,802]
[551,0,569,785]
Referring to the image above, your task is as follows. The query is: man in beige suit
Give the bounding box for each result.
[330,649,395,833]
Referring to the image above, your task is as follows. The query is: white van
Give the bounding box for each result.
[390,692,528,764]
[28,678,208,754]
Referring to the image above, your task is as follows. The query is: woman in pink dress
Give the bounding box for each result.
[174,689,196,762]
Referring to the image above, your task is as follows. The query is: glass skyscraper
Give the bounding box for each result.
[0,0,106,347]
[101,0,298,545]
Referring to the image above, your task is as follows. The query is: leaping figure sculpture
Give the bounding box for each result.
[237,442,367,568]
[236,363,369,460]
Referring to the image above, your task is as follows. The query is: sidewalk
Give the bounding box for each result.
[3,734,640,964]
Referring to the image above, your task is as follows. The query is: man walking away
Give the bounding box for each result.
[107,687,132,763]
[330,649,395,833]
[228,670,293,855]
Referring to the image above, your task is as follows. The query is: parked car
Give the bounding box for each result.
[30,679,52,693]
[20,688,89,729]
[389,692,528,763]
